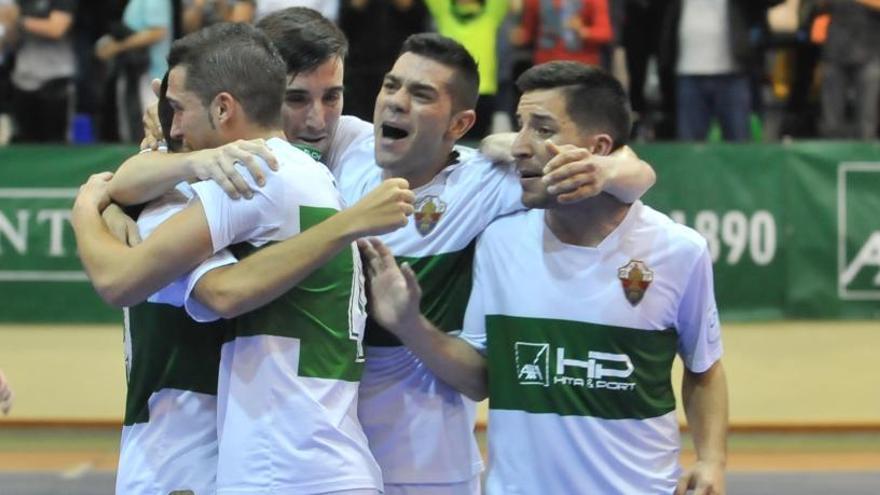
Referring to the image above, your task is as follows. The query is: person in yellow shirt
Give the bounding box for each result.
[425,0,507,138]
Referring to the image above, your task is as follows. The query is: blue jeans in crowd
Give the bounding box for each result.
[676,74,751,142]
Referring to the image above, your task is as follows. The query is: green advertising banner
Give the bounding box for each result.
[0,146,137,322]
[0,143,878,323]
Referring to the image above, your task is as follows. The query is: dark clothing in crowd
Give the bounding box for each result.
[339,0,428,122]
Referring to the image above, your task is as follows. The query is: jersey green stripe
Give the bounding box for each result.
[364,241,475,347]
[124,303,227,426]
[487,315,677,420]
[230,206,364,382]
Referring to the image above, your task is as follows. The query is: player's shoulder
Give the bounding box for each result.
[635,202,709,255]
[447,144,516,185]
[480,209,536,243]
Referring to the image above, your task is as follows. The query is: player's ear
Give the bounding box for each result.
[589,133,614,156]
[447,109,476,141]
[212,92,238,126]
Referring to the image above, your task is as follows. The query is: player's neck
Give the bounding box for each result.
[394,148,457,189]
[544,195,630,248]
[228,122,286,143]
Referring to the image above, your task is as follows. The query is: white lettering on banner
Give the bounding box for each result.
[670,210,778,266]
[838,163,880,300]
[0,209,73,257]
[0,210,29,254]
[841,232,880,288]
[0,188,85,282]
[37,210,72,257]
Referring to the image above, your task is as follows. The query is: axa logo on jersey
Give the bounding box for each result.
[515,341,636,391]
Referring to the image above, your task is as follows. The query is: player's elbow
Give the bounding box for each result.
[197,284,249,319]
[94,277,142,308]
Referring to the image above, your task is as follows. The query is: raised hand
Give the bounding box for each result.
[346,178,415,237]
[358,237,421,336]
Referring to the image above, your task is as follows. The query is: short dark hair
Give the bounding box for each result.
[157,71,182,152]
[257,7,348,75]
[399,33,480,112]
[516,62,631,149]
[167,22,286,127]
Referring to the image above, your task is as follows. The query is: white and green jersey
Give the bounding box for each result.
[460,202,724,495]
[332,124,524,484]
[117,183,229,495]
[183,137,381,494]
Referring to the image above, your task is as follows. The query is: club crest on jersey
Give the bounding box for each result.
[618,260,653,306]
[414,195,446,236]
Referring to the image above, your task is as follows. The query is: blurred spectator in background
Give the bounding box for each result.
[511,0,612,66]
[623,0,676,139]
[778,0,824,139]
[339,0,428,122]
[0,369,12,415]
[661,0,781,141]
[95,0,172,142]
[425,0,507,139]
[182,0,232,33]
[819,0,880,140]
[10,0,76,143]
[229,0,339,23]
[71,1,124,144]
[0,0,18,145]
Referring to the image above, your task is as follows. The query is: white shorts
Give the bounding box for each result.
[383,475,480,495]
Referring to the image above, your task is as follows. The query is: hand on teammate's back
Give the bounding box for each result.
[0,369,13,415]
[358,237,422,337]
[345,179,415,237]
[190,139,279,200]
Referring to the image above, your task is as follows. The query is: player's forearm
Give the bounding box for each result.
[22,11,72,39]
[602,145,656,203]
[73,203,211,307]
[194,211,362,318]
[72,206,149,307]
[395,315,488,401]
[682,360,729,467]
[109,151,200,205]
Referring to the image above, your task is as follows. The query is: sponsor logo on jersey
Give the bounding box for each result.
[413,195,446,236]
[618,260,653,306]
[516,341,636,391]
[515,342,550,386]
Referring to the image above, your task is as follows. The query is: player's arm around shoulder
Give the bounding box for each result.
[359,237,488,401]
[73,173,215,307]
[108,139,279,206]
[480,133,656,203]
[190,178,415,319]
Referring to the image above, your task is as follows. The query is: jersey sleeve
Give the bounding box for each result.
[458,233,490,355]
[189,158,283,253]
[675,246,723,373]
[183,249,239,323]
[480,155,526,220]
[324,115,372,174]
